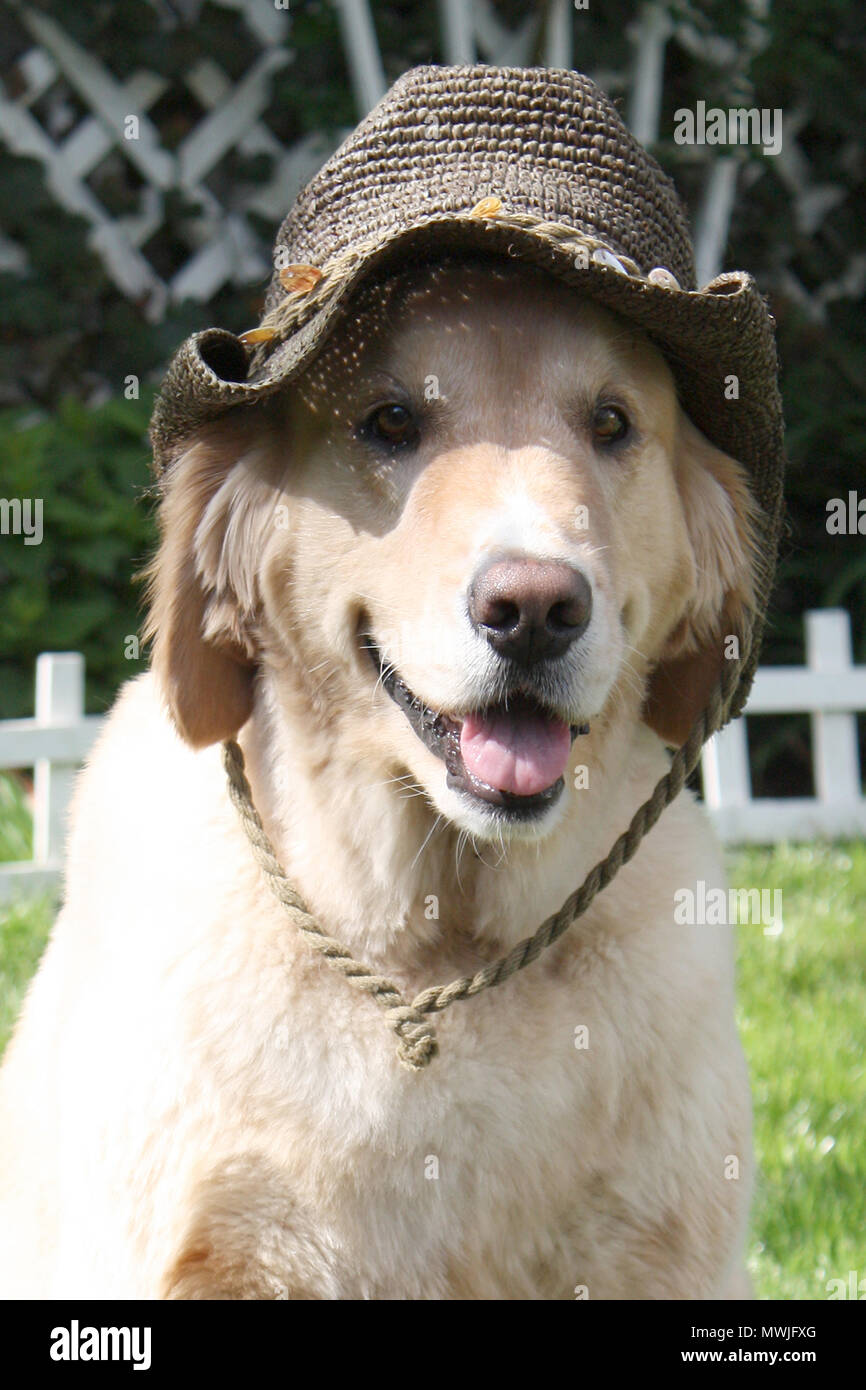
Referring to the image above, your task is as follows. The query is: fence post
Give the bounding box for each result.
[702,718,751,803]
[543,0,573,70]
[628,2,673,146]
[807,609,861,809]
[331,0,387,114]
[32,653,84,866]
[439,0,476,64]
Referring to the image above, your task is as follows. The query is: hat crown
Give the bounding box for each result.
[266,64,696,317]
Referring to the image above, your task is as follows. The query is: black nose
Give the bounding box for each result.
[467,556,593,665]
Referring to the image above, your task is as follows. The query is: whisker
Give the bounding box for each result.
[367,771,419,791]
[620,640,651,663]
[410,814,444,875]
[455,828,472,892]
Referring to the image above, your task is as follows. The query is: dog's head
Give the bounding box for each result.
[145,255,758,841]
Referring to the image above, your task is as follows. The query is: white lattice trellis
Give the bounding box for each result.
[0,0,336,317]
[2,0,850,323]
[0,0,778,322]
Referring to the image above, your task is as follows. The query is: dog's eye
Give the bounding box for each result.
[362,402,418,449]
[592,404,630,445]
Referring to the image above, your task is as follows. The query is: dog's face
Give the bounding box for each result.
[146,257,757,843]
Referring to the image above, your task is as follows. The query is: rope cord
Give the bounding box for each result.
[223,625,745,1072]
[253,207,669,360]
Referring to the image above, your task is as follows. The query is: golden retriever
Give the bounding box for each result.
[0,255,758,1299]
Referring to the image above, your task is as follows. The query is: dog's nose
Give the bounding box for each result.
[468,557,593,664]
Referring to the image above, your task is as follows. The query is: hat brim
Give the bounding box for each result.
[153,216,781,504]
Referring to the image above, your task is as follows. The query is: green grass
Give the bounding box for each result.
[1,772,864,1299]
[0,892,54,1055]
[0,773,55,1052]
[0,768,34,862]
[731,842,866,1301]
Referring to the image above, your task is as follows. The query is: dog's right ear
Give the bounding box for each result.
[142,420,262,749]
[642,414,761,748]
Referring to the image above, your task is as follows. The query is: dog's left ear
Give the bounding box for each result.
[642,414,760,748]
[143,414,280,748]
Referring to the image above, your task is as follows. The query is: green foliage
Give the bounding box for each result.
[725,0,866,667]
[0,394,156,717]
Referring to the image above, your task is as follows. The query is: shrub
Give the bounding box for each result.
[0,394,156,717]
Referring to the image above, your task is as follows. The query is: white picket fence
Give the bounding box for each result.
[0,609,863,901]
[703,609,866,842]
[0,654,104,900]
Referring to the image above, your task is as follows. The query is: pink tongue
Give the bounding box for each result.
[459,708,571,797]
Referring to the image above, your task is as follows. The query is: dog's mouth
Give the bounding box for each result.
[362,636,589,819]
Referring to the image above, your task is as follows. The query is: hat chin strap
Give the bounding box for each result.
[223,631,748,1073]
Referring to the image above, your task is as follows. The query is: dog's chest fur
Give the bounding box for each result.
[0,675,748,1300]
[152,904,739,1301]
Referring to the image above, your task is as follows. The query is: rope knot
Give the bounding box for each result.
[386,1005,439,1072]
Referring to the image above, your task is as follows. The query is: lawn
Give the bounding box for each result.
[0,772,54,1055]
[0,771,863,1300]
[734,841,866,1301]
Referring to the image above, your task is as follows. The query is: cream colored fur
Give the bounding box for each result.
[0,262,758,1299]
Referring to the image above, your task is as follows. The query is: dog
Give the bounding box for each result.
[0,252,759,1299]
